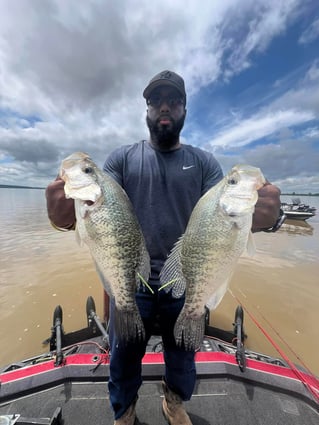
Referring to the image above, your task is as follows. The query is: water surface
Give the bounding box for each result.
[0,189,318,376]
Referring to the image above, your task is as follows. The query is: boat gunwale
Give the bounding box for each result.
[1,350,318,411]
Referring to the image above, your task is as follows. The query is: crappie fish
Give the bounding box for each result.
[60,152,150,342]
[160,164,266,350]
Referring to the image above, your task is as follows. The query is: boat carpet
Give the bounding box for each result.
[0,378,318,425]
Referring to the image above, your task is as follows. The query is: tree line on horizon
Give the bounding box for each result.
[0,184,318,196]
[0,184,45,190]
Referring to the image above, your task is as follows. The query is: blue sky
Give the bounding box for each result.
[0,0,318,193]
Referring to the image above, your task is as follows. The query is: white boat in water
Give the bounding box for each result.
[281,197,316,221]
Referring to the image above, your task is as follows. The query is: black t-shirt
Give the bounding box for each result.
[104,140,223,280]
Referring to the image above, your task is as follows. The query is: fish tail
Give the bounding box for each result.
[174,310,205,351]
[114,306,145,343]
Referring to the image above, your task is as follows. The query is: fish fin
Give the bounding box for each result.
[94,261,113,297]
[174,309,205,351]
[74,226,83,246]
[114,305,145,342]
[160,238,186,298]
[206,279,230,310]
[136,244,151,290]
[245,232,256,256]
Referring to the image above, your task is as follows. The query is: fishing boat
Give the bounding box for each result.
[281,197,316,221]
[0,295,318,424]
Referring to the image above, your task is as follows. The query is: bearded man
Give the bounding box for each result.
[46,70,282,425]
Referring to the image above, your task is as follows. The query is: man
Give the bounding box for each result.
[46,70,282,425]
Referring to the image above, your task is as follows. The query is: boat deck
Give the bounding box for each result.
[1,309,318,425]
[1,375,319,425]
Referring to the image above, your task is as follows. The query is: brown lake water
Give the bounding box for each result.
[0,188,318,376]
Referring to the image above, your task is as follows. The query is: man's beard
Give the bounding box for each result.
[146,114,185,150]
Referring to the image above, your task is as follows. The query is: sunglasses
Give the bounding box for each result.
[146,95,185,108]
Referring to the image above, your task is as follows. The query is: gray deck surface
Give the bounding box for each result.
[1,378,318,425]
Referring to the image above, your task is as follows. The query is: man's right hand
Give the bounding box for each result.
[45,176,76,230]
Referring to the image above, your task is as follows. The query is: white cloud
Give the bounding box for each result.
[205,58,319,193]
[206,60,319,155]
[208,109,314,149]
[274,175,319,194]
[0,0,303,113]
[0,0,316,192]
[214,135,319,194]
[222,0,301,78]
[299,17,319,44]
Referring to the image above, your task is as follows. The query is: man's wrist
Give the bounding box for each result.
[50,220,76,232]
[261,209,286,233]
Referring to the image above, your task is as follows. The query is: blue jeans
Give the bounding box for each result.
[108,281,196,420]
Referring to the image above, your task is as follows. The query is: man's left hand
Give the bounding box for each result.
[252,182,281,232]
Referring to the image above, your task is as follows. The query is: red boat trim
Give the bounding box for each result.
[1,360,57,384]
[1,351,319,397]
[0,354,103,384]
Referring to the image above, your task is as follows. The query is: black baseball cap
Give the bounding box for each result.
[143,70,186,102]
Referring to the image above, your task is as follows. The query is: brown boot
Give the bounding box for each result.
[113,398,137,425]
[162,381,193,425]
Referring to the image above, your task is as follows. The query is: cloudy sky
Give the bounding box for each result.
[0,0,318,193]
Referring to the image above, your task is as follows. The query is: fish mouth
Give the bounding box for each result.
[77,198,100,219]
[79,199,96,207]
[220,198,255,217]
[63,180,102,205]
[233,195,254,200]
[64,187,99,205]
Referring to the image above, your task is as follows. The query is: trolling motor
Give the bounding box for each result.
[50,305,64,366]
[86,296,110,350]
[43,296,109,356]
[233,305,246,372]
[42,305,64,366]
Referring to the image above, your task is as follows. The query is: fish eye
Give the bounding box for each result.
[83,166,93,174]
[228,178,237,185]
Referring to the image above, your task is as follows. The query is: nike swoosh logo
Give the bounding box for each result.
[182,165,195,170]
